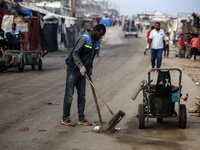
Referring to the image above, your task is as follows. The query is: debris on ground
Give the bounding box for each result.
[188,99,200,117]
[18,128,30,131]
[93,126,101,133]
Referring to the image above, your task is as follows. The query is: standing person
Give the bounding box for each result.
[173,31,176,45]
[137,23,140,30]
[62,24,106,126]
[185,32,192,58]
[140,24,143,33]
[131,19,135,27]
[94,20,100,27]
[9,23,23,41]
[190,34,200,62]
[93,20,102,57]
[144,26,155,55]
[127,19,130,26]
[177,34,186,57]
[164,32,170,58]
[149,22,166,69]
[61,19,66,47]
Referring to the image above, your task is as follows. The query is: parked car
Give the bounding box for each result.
[125,25,138,38]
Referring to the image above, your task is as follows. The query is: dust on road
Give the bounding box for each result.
[0,26,200,150]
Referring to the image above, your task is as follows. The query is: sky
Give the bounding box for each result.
[105,0,200,17]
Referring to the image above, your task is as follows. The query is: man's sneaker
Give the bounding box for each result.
[77,118,92,126]
[61,117,75,127]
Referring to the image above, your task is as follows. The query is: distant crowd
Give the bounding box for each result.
[173,31,200,61]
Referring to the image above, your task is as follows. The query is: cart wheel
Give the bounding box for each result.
[18,58,24,72]
[138,104,145,129]
[31,65,35,70]
[0,61,5,72]
[157,118,163,123]
[179,104,187,129]
[38,59,42,71]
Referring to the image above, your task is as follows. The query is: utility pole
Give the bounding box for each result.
[72,0,77,17]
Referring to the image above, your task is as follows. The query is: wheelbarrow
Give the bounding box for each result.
[131,68,188,129]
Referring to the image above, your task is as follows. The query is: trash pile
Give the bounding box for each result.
[188,98,200,117]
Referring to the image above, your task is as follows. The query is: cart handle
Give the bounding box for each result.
[148,68,182,76]
[148,68,182,92]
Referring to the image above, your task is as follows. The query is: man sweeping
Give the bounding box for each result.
[62,24,106,127]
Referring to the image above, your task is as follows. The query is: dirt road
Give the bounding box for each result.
[0,26,200,150]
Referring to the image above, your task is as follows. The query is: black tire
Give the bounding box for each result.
[179,104,187,129]
[38,59,42,71]
[125,35,127,38]
[157,118,163,123]
[138,104,145,129]
[135,34,138,38]
[31,65,35,70]
[18,58,24,72]
[0,61,5,72]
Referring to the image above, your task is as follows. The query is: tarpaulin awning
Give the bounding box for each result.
[192,12,200,19]
[0,0,18,14]
[18,2,77,22]
[1,15,14,31]
[18,6,32,18]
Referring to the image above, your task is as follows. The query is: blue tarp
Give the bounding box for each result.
[100,18,110,27]
[18,7,32,18]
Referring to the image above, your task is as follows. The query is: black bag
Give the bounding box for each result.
[155,71,172,96]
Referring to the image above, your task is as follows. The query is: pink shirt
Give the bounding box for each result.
[190,38,200,49]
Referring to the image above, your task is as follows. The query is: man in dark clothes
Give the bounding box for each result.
[62,24,106,127]
[0,28,20,50]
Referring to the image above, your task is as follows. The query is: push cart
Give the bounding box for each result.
[24,50,42,70]
[3,49,25,72]
[132,68,187,129]
[0,48,5,72]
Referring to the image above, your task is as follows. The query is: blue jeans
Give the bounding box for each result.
[151,48,163,68]
[63,68,86,120]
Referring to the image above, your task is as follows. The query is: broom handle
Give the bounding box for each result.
[89,76,103,127]
[86,75,114,116]
[75,62,114,116]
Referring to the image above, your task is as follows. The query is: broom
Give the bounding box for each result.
[75,62,125,132]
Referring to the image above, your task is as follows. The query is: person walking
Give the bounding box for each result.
[144,26,155,55]
[164,32,170,58]
[140,24,143,33]
[62,24,106,127]
[190,34,199,62]
[149,22,166,69]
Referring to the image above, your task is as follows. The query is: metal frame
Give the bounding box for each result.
[146,68,182,122]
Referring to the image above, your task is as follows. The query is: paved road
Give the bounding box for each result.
[0,26,200,150]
